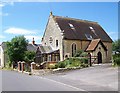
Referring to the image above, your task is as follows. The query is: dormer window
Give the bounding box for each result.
[89,26,94,30]
[69,23,75,30]
[89,26,98,36]
[85,34,93,40]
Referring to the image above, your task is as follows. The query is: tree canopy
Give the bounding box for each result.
[24,51,36,63]
[6,36,28,63]
[112,39,120,53]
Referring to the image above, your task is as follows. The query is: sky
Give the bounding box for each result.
[0,2,118,44]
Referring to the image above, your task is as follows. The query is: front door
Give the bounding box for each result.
[97,52,102,64]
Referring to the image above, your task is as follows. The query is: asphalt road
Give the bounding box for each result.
[1,63,119,92]
[43,63,118,91]
[1,70,85,91]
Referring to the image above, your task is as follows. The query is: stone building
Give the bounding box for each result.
[41,12,112,64]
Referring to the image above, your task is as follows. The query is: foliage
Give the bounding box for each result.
[112,54,120,66]
[112,39,120,53]
[74,50,83,57]
[5,61,12,68]
[24,51,35,63]
[56,57,88,68]
[6,36,28,65]
[57,62,66,68]
[74,50,87,57]
[113,57,120,66]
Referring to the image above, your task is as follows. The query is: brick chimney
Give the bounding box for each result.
[32,37,35,45]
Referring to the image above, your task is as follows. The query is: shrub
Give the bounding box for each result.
[113,54,120,66]
[57,62,66,68]
[113,57,120,66]
[74,50,83,57]
[80,58,88,64]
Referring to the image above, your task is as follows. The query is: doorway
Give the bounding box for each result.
[97,52,102,64]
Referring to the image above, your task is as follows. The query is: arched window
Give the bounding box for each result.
[72,43,77,57]
[56,40,58,47]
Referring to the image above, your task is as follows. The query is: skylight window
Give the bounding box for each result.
[85,34,93,40]
[89,26,94,30]
[89,26,98,36]
[69,23,75,30]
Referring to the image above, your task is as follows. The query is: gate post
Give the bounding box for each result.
[21,61,25,72]
[18,61,21,71]
[31,62,36,73]
[88,53,92,66]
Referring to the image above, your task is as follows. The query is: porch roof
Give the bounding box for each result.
[39,46,59,54]
[86,39,107,52]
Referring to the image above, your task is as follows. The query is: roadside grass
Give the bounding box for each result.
[2,67,14,71]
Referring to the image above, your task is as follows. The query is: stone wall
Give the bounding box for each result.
[64,40,90,57]
[42,14,64,61]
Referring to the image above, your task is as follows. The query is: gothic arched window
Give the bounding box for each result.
[72,43,77,57]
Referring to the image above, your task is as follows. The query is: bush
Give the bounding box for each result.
[114,57,120,66]
[80,58,88,64]
[6,61,13,68]
[61,57,88,68]
[57,62,66,68]
[113,54,120,59]
[113,54,120,66]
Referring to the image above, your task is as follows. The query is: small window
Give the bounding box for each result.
[49,37,53,43]
[72,43,77,57]
[89,26,94,30]
[69,23,75,30]
[89,26,97,36]
[85,34,93,40]
[56,40,58,47]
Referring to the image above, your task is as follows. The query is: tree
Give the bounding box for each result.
[112,39,120,53]
[6,36,28,66]
[24,51,35,63]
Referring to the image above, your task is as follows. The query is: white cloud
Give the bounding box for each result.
[0,1,14,7]
[0,35,6,39]
[0,12,9,16]
[25,35,42,43]
[0,3,5,7]
[4,27,37,35]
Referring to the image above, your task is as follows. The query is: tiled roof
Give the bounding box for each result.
[53,15,112,42]
[27,44,39,52]
[86,39,107,51]
[39,46,59,54]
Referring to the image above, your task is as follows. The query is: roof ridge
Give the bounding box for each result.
[53,15,98,24]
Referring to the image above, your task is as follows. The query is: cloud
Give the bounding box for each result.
[4,27,37,35]
[0,3,5,7]
[0,12,9,16]
[0,1,14,8]
[0,35,6,39]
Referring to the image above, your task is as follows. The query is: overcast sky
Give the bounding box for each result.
[0,2,118,44]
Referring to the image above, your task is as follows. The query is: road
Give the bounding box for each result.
[1,63,119,92]
[1,70,85,91]
[43,64,118,91]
